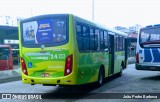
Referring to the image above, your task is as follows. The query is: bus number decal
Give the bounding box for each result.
[50,54,66,60]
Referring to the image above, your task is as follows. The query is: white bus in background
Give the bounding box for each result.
[136,24,160,71]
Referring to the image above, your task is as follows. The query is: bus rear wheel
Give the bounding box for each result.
[97,68,104,87]
[117,65,123,76]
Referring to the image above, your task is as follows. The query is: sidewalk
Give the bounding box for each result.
[0,65,21,83]
[0,57,136,83]
[128,57,136,64]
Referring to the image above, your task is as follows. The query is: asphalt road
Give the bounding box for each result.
[0,64,160,102]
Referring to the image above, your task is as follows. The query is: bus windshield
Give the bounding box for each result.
[139,27,160,47]
[22,18,67,45]
[0,47,10,60]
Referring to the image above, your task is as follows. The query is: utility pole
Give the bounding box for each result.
[30,8,33,17]
[92,0,94,21]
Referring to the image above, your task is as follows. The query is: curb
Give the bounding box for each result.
[0,68,21,83]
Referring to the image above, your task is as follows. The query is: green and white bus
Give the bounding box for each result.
[19,14,128,86]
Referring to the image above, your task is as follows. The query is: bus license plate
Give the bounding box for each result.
[41,73,50,77]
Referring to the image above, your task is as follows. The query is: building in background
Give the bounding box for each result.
[128,24,142,34]
[0,15,23,26]
[114,24,142,34]
[114,26,130,33]
[0,15,22,48]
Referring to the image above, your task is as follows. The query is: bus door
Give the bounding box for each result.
[108,34,114,76]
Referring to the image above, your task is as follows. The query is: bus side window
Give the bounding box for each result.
[100,30,104,51]
[118,35,123,51]
[114,35,116,51]
[76,24,83,52]
[95,29,100,51]
[90,28,95,51]
[104,31,108,52]
[83,26,90,51]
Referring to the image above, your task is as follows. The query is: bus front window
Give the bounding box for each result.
[140,27,160,47]
[0,48,10,60]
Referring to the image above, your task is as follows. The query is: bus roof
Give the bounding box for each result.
[20,13,127,37]
[73,14,127,37]
[20,14,69,23]
[142,24,160,29]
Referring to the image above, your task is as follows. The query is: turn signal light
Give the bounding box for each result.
[21,57,28,75]
[64,54,73,76]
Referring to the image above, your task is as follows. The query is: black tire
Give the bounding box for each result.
[97,68,104,87]
[117,65,123,76]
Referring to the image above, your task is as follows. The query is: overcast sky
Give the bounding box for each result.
[1,0,160,27]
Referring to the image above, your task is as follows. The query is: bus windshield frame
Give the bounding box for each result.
[139,27,160,48]
[20,14,69,48]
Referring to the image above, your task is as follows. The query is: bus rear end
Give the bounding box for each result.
[136,25,160,71]
[19,14,76,85]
